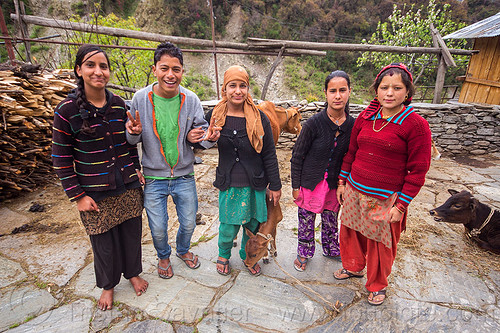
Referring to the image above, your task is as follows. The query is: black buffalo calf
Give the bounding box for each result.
[429,189,500,254]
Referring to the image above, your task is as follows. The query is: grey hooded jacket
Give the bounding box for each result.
[126,83,214,178]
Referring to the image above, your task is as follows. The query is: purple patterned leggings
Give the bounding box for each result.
[297,207,340,258]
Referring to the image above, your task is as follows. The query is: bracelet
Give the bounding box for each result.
[394,202,406,214]
[337,180,346,186]
[292,188,299,191]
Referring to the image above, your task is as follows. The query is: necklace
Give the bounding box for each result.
[328,112,345,125]
[372,106,404,132]
[372,110,392,132]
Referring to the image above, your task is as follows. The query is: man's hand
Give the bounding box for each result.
[187,127,206,143]
[126,110,142,135]
[76,195,99,212]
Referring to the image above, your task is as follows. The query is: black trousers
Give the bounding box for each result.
[89,216,143,290]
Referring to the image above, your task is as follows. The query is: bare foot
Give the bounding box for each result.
[158,258,173,278]
[129,276,148,296]
[98,288,113,311]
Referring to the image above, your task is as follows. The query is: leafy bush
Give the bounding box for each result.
[182,71,215,100]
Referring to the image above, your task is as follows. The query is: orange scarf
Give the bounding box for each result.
[211,66,264,153]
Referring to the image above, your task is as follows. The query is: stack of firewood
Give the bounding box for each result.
[0,66,75,201]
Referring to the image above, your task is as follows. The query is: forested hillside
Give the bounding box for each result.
[2,0,498,101]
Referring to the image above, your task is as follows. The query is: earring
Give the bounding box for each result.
[405,95,408,100]
[374,95,379,101]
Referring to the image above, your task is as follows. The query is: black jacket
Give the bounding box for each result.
[291,106,355,190]
[206,110,281,192]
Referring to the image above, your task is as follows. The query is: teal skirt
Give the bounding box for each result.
[219,187,267,225]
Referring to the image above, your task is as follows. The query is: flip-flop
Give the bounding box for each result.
[158,261,173,279]
[176,252,201,269]
[294,255,308,272]
[322,253,342,261]
[368,289,386,306]
[216,259,231,276]
[243,260,261,276]
[333,268,364,280]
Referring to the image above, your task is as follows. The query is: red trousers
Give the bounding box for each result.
[339,220,403,292]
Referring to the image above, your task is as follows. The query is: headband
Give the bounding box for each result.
[375,63,413,83]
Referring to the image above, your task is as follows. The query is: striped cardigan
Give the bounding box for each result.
[52,91,140,201]
[339,103,432,208]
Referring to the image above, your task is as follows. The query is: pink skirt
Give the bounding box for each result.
[294,172,339,214]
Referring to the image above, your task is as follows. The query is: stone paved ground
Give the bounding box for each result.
[0,148,499,332]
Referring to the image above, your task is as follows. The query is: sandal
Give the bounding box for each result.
[368,289,386,306]
[294,255,308,272]
[158,261,173,279]
[333,268,364,280]
[243,260,261,276]
[216,259,231,276]
[176,252,201,269]
[322,253,342,262]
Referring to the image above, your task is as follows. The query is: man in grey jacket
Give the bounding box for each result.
[126,42,220,279]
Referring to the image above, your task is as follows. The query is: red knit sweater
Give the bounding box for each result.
[339,105,431,208]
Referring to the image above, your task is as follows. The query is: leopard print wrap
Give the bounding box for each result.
[80,187,144,235]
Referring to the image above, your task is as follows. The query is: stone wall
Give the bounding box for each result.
[201,100,500,155]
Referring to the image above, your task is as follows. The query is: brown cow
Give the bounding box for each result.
[239,101,302,267]
[429,189,500,254]
[257,101,302,145]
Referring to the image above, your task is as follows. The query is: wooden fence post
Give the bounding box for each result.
[430,23,456,104]
[14,0,32,63]
[0,7,16,63]
[261,46,286,101]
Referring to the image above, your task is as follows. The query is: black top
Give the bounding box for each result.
[290,106,355,190]
[206,110,281,192]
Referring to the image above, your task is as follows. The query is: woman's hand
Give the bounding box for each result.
[126,110,142,135]
[337,185,345,205]
[292,188,299,200]
[268,189,282,206]
[388,206,404,223]
[76,195,99,212]
[136,169,145,185]
[203,117,222,142]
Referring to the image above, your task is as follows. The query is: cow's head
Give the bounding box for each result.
[429,189,478,225]
[243,229,271,268]
[283,107,302,135]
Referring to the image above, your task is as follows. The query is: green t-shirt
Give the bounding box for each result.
[153,93,180,170]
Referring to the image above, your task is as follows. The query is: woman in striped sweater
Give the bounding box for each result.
[52,45,148,311]
[334,63,432,306]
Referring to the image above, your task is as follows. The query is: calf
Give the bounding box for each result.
[244,193,283,268]
[429,189,500,254]
[241,101,302,267]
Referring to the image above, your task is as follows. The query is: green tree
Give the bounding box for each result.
[357,0,468,84]
[64,13,156,98]
[65,12,214,99]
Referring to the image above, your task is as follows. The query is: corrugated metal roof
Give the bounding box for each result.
[443,12,500,39]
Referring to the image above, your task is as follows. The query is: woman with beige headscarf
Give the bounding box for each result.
[206,66,281,276]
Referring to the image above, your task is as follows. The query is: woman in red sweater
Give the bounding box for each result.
[334,63,431,306]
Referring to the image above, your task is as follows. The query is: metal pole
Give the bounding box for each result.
[0,7,16,62]
[208,0,220,99]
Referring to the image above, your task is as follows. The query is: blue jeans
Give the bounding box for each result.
[144,176,198,259]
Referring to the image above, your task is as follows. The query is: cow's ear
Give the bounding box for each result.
[448,189,459,195]
[245,228,256,238]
